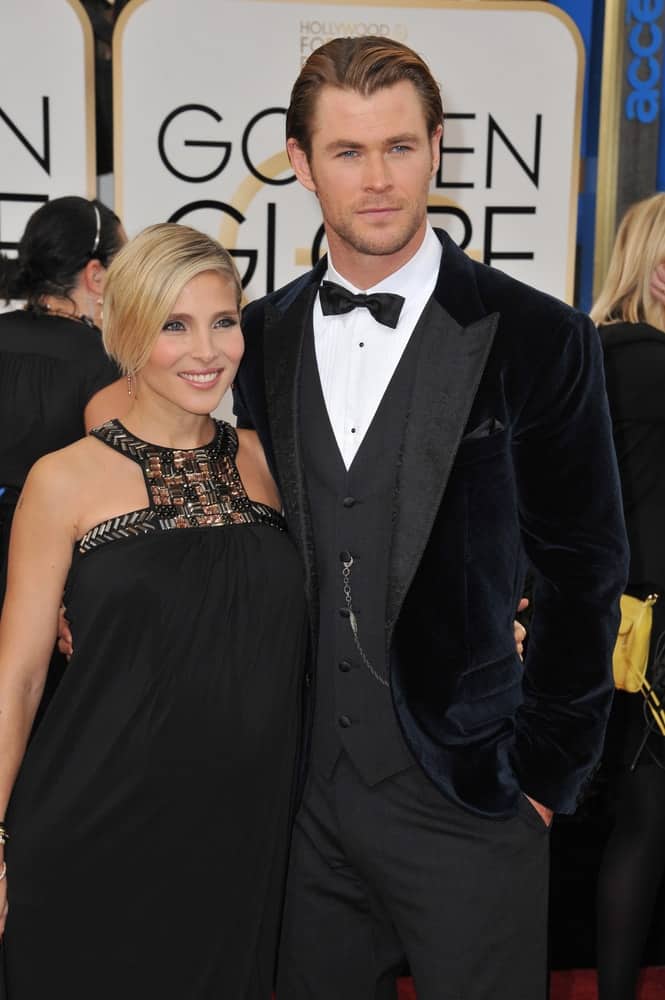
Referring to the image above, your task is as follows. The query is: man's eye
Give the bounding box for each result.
[392,145,411,154]
[338,149,359,159]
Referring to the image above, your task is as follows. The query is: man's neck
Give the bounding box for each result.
[326,222,429,290]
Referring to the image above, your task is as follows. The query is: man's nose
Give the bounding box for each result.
[363,153,392,190]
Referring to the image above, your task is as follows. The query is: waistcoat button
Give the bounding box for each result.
[339,549,353,563]
[338,660,352,672]
[338,715,352,728]
[342,496,356,508]
[339,608,351,619]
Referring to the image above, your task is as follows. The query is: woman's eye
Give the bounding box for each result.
[162,320,185,332]
[214,316,238,328]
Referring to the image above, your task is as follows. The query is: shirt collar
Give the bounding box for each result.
[325,224,442,301]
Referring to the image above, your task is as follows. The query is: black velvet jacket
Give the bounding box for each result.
[234,229,629,817]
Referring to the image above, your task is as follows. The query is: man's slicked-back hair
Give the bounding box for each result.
[286,36,444,158]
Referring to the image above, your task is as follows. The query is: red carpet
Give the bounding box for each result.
[548,969,665,999]
[273,969,665,998]
[393,969,665,998]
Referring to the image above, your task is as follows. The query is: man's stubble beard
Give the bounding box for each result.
[314,169,432,261]
[324,206,426,259]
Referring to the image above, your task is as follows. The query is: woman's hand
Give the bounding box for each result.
[514,597,529,660]
[57,605,73,659]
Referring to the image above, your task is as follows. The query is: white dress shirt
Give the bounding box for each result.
[313,225,443,469]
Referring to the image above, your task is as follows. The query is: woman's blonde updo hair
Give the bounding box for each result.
[103,223,242,374]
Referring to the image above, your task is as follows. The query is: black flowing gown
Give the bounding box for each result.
[3,420,308,999]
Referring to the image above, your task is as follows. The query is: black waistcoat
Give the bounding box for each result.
[299,311,424,784]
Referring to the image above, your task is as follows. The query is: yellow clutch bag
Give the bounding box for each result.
[613,593,658,693]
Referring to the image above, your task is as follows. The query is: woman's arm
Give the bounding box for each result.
[235,428,281,511]
[0,453,78,933]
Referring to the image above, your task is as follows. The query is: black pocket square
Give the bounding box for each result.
[463,417,505,441]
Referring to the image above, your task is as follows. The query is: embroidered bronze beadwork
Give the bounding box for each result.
[79,419,284,553]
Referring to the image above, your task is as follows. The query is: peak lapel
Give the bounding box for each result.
[263,283,320,625]
[386,299,499,634]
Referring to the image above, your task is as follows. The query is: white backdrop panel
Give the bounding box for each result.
[0,0,95,254]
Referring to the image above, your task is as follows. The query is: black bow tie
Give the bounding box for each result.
[319,280,405,329]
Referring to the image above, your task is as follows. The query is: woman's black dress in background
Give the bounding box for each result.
[596,322,665,997]
[3,420,308,999]
[0,308,120,600]
[0,307,121,726]
[600,322,665,769]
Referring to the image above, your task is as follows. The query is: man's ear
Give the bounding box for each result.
[430,124,443,178]
[287,138,317,193]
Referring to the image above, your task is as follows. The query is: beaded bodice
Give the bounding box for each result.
[79,419,284,554]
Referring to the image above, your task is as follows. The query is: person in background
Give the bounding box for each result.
[0,196,127,723]
[0,196,127,603]
[592,193,665,1000]
[0,223,307,998]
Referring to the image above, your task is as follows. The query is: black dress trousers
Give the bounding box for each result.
[276,752,550,1000]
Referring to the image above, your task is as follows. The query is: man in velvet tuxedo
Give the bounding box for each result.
[234,36,628,1000]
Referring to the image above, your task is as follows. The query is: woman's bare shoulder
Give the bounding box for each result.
[26,437,97,493]
[21,435,115,521]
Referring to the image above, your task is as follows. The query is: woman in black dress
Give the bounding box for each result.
[0,224,307,998]
[0,196,127,601]
[591,193,665,999]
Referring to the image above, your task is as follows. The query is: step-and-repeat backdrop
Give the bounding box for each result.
[115,0,583,304]
[0,0,583,304]
[0,0,96,254]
